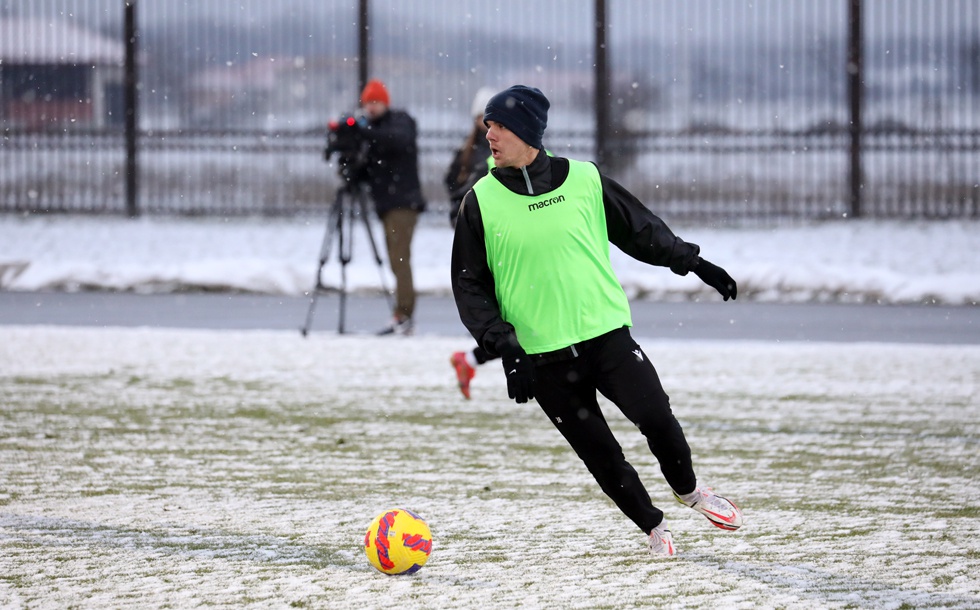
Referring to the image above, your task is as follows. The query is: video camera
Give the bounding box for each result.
[324,113,369,185]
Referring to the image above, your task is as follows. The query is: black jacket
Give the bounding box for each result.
[451,150,701,356]
[363,109,426,217]
[444,135,491,226]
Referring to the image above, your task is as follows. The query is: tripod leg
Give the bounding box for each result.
[300,290,320,337]
[300,190,344,337]
[338,263,347,334]
[356,191,395,311]
[337,189,356,334]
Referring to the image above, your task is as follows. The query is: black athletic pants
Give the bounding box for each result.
[531,327,697,535]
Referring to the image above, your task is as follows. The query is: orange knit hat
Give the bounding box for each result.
[360,79,390,106]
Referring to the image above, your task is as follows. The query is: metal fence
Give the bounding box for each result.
[1,1,978,222]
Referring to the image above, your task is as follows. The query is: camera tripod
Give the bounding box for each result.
[300,180,392,336]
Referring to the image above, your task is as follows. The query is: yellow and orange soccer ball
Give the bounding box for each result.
[364,508,433,575]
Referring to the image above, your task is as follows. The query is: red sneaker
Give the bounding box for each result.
[450,351,476,399]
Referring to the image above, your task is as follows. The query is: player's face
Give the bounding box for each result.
[485,120,535,168]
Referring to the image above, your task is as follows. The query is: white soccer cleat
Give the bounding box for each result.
[675,487,743,531]
[647,522,676,557]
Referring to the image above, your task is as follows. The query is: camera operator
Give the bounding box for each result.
[358,79,427,336]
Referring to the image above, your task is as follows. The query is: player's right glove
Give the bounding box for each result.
[497,335,535,404]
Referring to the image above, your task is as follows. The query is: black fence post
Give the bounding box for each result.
[358,0,370,95]
[594,0,609,169]
[847,0,863,218]
[124,0,139,218]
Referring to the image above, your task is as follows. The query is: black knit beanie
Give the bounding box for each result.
[483,85,549,150]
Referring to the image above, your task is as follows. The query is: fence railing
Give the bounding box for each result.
[3,0,978,223]
[2,126,976,222]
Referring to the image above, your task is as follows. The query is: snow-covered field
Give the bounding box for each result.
[1,215,979,305]
[1,326,978,609]
[1,215,978,607]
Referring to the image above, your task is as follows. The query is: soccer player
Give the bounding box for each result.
[445,87,498,398]
[450,85,744,556]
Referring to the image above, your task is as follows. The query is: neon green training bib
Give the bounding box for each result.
[473,160,632,354]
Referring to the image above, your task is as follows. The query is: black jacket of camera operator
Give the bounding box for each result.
[360,109,427,217]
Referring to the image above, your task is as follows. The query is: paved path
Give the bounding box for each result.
[1,291,977,345]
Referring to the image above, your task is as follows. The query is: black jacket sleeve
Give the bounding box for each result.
[600,173,701,275]
[450,189,516,356]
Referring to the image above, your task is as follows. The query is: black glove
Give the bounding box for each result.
[693,257,738,301]
[497,335,535,404]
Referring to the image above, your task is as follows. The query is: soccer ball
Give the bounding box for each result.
[364,508,433,575]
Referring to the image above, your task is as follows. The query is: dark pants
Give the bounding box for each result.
[532,327,697,534]
[380,208,418,320]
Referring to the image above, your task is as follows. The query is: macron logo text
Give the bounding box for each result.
[528,195,565,212]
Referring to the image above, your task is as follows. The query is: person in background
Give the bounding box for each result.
[450,85,744,557]
[445,87,496,227]
[446,87,498,398]
[359,79,426,336]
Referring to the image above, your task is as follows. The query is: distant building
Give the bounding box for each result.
[183,54,438,131]
[0,18,125,129]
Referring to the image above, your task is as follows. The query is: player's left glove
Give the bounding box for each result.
[693,257,737,301]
